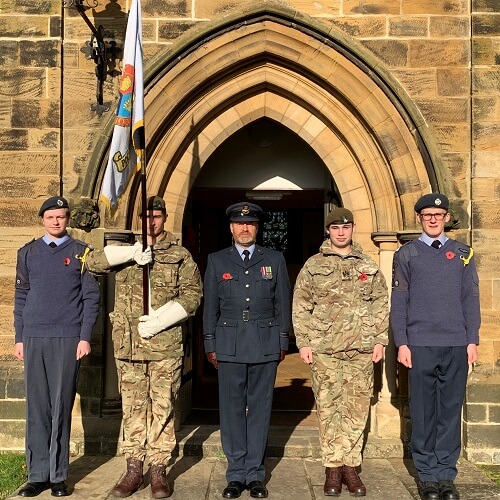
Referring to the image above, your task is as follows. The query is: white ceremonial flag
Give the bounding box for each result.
[101,0,144,212]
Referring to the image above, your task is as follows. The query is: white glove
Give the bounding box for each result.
[138,301,188,339]
[104,242,152,266]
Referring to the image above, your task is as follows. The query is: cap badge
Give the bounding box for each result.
[342,216,348,223]
[241,205,250,215]
[57,199,64,207]
[435,198,442,206]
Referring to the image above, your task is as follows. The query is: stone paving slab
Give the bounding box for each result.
[10,455,500,499]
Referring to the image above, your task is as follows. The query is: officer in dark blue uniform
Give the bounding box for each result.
[203,202,291,499]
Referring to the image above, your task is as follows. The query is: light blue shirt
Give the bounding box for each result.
[419,233,448,247]
[235,243,255,261]
[42,234,70,247]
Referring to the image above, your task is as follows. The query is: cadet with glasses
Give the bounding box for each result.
[391,193,480,500]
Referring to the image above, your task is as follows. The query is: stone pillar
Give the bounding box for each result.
[371,232,400,438]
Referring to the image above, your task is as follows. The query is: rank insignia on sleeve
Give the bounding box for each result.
[261,266,272,280]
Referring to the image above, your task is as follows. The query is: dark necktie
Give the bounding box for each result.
[431,240,441,249]
[49,241,57,248]
[243,249,250,266]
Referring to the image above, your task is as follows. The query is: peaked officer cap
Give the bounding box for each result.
[226,202,262,222]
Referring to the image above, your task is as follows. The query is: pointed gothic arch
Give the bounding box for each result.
[83,5,440,239]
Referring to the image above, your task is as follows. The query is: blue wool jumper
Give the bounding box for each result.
[390,237,480,348]
[14,237,99,342]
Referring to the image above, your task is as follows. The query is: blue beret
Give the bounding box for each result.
[226,202,262,222]
[414,193,449,213]
[38,196,69,216]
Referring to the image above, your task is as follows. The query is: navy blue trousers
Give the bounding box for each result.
[409,346,468,482]
[218,361,278,484]
[24,337,80,483]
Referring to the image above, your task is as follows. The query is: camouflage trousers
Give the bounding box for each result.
[310,351,373,468]
[116,356,182,466]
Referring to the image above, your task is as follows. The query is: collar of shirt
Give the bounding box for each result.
[419,233,447,247]
[42,234,70,246]
[235,243,255,260]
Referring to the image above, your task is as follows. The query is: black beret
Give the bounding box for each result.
[226,202,262,222]
[38,196,69,216]
[325,207,354,227]
[414,193,449,213]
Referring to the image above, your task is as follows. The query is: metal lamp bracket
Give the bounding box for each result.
[63,0,121,115]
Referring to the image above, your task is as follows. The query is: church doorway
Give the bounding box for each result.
[181,118,341,425]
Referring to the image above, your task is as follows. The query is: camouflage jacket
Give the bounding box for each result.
[86,231,202,361]
[292,240,389,355]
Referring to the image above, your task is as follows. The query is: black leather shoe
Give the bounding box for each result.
[248,480,268,499]
[439,480,460,500]
[222,481,246,499]
[418,481,440,500]
[18,482,49,497]
[50,481,70,497]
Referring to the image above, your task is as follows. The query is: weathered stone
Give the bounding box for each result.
[473,122,500,149]
[415,98,469,123]
[12,99,60,128]
[49,15,61,37]
[432,124,470,152]
[473,13,500,35]
[0,130,29,151]
[430,16,470,37]
[489,405,500,423]
[286,0,342,17]
[402,0,468,15]
[330,17,386,37]
[142,0,188,17]
[28,130,59,150]
[0,0,59,15]
[20,40,60,67]
[472,38,500,66]
[391,69,436,97]
[362,40,409,67]
[389,17,428,37]
[473,97,500,122]
[343,0,400,15]
[464,403,487,422]
[0,41,19,66]
[473,68,500,95]
[158,21,197,41]
[0,16,49,37]
[0,400,25,419]
[409,40,469,67]
[0,68,46,98]
[472,0,500,12]
[437,68,469,96]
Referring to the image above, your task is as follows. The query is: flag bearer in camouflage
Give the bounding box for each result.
[292,207,389,497]
[86,196,202,499]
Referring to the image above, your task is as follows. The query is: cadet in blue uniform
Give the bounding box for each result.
[203,202,291,499]
[390,193,480,500]
[14,196,100,497]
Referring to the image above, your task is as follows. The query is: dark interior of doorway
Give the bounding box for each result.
[182,188,326,426]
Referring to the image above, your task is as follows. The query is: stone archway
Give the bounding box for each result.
[86,7,442,444]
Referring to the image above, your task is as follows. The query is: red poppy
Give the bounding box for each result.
[446,252,455,260]
[64,257,71,266]
[359,273,368,281]
[222,273,233,280]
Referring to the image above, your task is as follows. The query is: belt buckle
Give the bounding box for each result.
[242,310,249,322]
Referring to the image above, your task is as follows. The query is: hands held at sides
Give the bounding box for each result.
[398,343,478,369]
[300,344,385,365]
[76,340,91,360]
[206,352,218,369]
[15,341,91,361]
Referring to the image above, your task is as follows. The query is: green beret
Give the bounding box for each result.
[325,207,354,227]
[138,196,167,215]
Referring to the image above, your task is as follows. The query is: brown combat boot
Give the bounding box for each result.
[324,466,342,496]
[150,465,171,499]
[342,465,366,497]
[111,458,144,497]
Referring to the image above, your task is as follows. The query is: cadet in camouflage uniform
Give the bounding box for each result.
[292,208,388,497]
[86,196,202,499]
